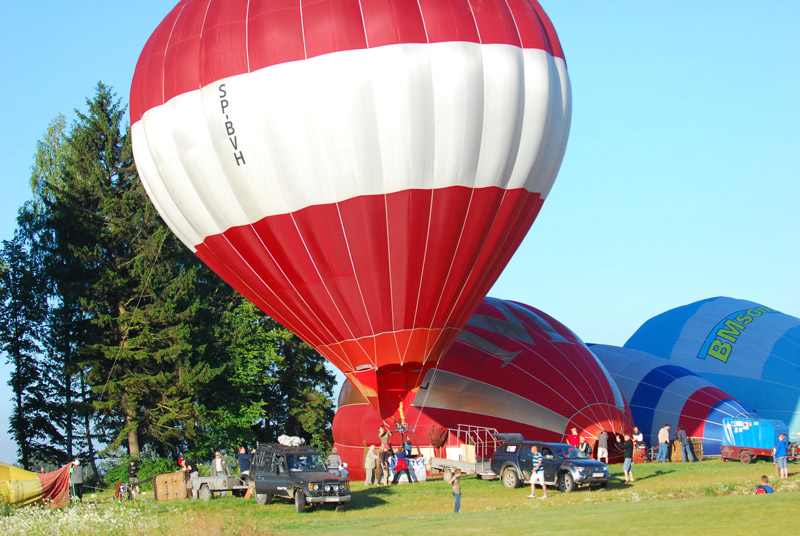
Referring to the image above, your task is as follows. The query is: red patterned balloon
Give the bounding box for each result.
[131,1,571,419]
[334,298,633,478]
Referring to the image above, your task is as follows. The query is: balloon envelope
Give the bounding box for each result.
[590,343,756,456]
[624,297,800,437]
[131,0,571,420]
[333,297,633,476]
[0,463,71,506]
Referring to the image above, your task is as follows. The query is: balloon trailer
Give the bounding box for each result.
[720,418,791,464]
[428,425,505,481]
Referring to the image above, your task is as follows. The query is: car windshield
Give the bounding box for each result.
[553,445,590,459]
[288,453,327,472]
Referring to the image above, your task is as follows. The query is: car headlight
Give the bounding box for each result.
[308,483,319,491]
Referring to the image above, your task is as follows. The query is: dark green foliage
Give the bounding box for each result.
[0,232,47,470]
[103,456,178,492]
[194,298,337,457]
[1,82,338,474]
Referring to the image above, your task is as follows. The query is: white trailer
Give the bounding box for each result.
[428,425,508,481]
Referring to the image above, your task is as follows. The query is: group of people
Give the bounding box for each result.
[748,432,790,495]
[177,446,256,480]
[360,425,418,486]
[566,427,601,460]
[609,423,697,466]
[652,424,696,463]
[613,423,697,483]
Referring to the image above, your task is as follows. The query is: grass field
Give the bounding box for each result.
[4,459,800,535]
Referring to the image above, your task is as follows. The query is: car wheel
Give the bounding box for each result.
[442,467,453,482]
[502,468,520,489]
[198,484,212,501]
[255,492,271,505]
[294,490,306,513]
[739,451,753,464]
[557,472,575,493]
[335,504,346,512]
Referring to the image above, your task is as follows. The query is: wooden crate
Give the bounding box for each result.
[153,471,188,501]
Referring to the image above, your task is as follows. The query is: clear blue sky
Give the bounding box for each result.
[1,1,798,465]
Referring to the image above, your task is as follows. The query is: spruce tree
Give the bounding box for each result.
[0,231,47,469]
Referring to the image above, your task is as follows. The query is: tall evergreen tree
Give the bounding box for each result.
[25,114,86,465]
[0,231,47,469]
[51,83,221,458]
[8,82,340,466]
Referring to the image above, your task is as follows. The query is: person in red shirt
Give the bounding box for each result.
[566,427,580,447]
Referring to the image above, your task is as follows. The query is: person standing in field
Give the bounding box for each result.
[632,426,648,461]
[378,444,391,485]
[773,432,789,479]
[70,460,84,502]
[677,426,695,462]
[364,445,379,486]
[128,459,140,493]
[527,445,547,499]
[179,457,199,478]
[212,451,230,476]
[656,424,671,462]
[378,425,392,447]
[447,468,462,513]
[578,436,592,457]
[596,430,609,464]
[566,427,580,447]
[616,433,634,482]
[391,449,413,484]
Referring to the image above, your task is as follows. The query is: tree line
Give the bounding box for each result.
[0,83,336,474]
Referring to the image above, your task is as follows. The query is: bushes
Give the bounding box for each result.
[103,457,179,492]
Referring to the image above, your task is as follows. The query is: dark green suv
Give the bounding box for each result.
[251,444,351,512]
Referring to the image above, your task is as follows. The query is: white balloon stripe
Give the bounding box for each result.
[133,44,560,250]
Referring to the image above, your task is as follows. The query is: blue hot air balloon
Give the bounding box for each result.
[623,297,800,440]
[589,344,756,456]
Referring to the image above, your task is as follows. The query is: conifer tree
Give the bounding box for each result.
[0,231,47,469]
[6,83,340,465]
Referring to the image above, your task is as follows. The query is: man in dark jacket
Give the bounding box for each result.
[238,447,256,477]
[616,434,635,482]
[677,426,695,462]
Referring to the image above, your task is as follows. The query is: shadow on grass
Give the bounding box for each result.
[346,485,395,510]
[633,469,675,481]
[605,470,675,488]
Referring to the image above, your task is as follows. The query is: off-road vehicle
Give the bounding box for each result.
[250,444,350,512]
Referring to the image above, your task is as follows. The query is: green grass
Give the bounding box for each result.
[4,460,800,535]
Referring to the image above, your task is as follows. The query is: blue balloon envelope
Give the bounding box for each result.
[623,297,800,439]
[589,344,755,456]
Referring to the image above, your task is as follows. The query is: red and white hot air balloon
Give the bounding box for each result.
[333,298,634,479]
[130,0,571,421]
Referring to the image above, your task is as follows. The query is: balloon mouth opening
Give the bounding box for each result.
[346,361,436,421]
